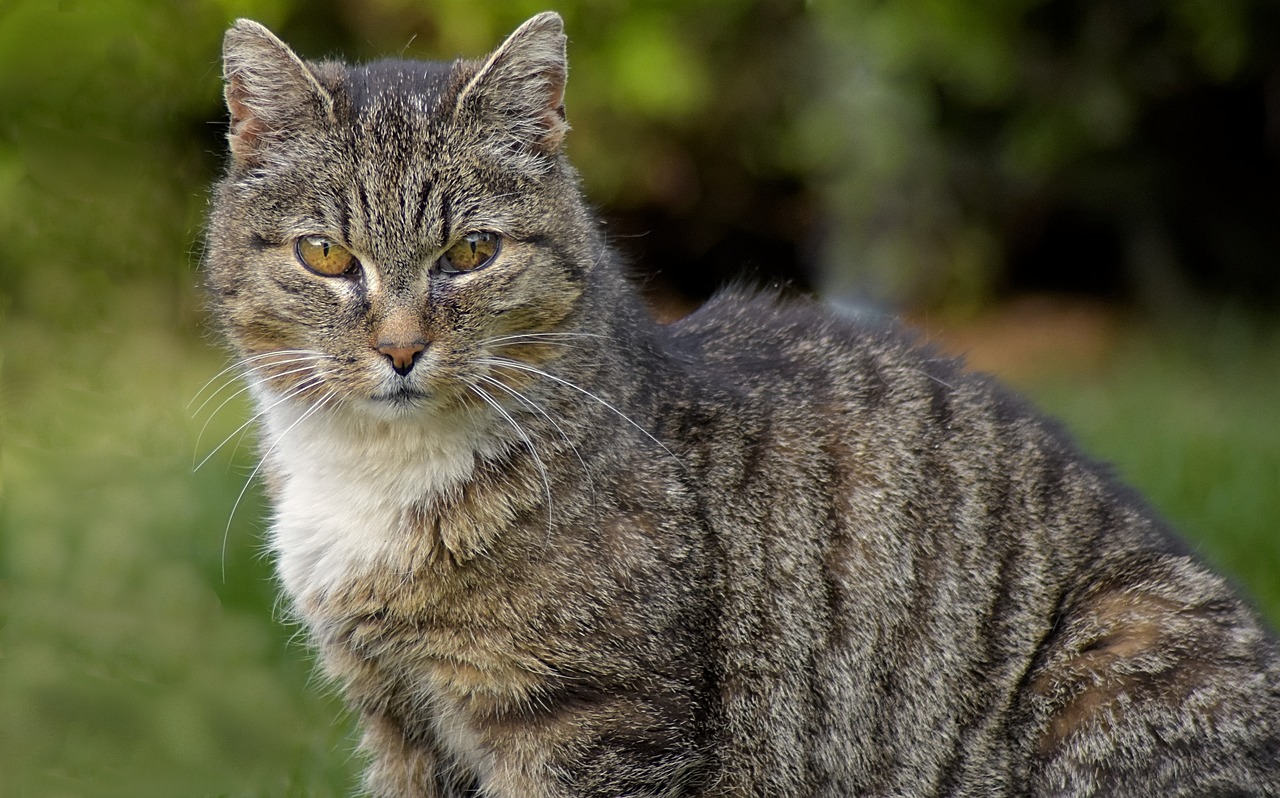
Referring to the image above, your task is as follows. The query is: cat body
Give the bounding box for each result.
[206,13,1280,797]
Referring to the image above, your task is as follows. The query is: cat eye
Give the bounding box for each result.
[437,232,501,274]
[296,235,360,277]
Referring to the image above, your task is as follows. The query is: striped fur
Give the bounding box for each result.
[205,13,1280,797]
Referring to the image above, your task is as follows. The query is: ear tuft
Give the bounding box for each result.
[222,19,335,163]
[455,11,569,154]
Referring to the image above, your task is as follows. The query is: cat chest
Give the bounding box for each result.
[270,479,413,600]
[312,581,560,790]
[359,624,549,724]
[269,467,526,607]
[263,414,485,600]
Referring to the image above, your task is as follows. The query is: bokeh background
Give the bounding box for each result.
[2,0,1278,795]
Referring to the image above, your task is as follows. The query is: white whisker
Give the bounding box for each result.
[192,362,329,464]
[195,359,323,420]
[475,374,595,498]
[467,383,554,534]
[188,350,328,410]
[221,386,338,582]
[478,331,607,347]
[478,356,685,471]
[196,372,330,472]
[188,352,285,410]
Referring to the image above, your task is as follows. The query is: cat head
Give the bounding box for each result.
[205,13,596,421]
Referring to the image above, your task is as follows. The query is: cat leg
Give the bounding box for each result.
[1018,570,1280,796]
[360,712,480,798]
[468,691,716,798]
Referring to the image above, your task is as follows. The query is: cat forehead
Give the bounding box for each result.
[343,59,458,116]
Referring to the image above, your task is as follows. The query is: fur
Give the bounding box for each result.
[204,13,1280,797]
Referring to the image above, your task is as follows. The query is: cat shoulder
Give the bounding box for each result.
[665,286,965,386]
[663,287,1104,470]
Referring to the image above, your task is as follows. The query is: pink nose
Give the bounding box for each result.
[377,341,426,376]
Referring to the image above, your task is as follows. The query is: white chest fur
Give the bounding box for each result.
[257,394,490,600]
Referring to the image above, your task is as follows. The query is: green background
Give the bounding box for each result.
[2,1,1277,795]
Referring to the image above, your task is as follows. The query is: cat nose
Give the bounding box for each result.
[376,341,426,376]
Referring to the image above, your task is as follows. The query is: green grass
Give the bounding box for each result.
[1021,316,1280,626]
[2,291,362,797]
[3,290,1278,796]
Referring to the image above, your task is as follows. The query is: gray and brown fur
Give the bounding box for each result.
[204,12,1280,797]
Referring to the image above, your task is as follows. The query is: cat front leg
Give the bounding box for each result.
[360,711,480,798]
[471,696,718,798]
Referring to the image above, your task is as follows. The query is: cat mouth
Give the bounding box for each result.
[371,385,431,404]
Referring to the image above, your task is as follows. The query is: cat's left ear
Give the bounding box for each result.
[454,11,569,155]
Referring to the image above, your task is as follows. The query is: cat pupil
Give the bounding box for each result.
[439,232,498,273]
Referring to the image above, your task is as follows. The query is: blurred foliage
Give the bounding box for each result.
[3,297,359,796]
[3,0,1278,315]
[777,0,1278,310]
[1,0,1278,795]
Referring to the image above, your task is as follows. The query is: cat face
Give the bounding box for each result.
[206,15,587,421]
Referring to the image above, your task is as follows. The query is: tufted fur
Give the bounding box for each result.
[205,13,1280,797]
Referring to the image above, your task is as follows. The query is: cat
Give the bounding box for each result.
[204,12,1280,797]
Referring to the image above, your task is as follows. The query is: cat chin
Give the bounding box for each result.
[355,394,442,423]
[245,375,437,428]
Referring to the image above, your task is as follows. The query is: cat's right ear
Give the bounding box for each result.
[221,19,335,164]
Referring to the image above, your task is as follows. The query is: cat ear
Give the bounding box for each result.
[454,11,569,155]
[221,19,336,163]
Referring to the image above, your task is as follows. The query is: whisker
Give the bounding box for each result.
[188,350,329,410]
[196,359,323,415]
[192,363,327,464]
[475,374,595,497]
[188,352,288,410]
[207,355,327,400]
[478,357,685,471]
[191,357,325,423]
[478,331,607,347]
[196,373,330,472]
[467,384,555,534]
[222,386,338,582]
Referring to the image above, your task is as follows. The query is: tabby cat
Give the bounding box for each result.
[205,12,1280,797]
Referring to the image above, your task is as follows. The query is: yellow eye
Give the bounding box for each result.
[437,232,500,274]
[296,235,359,277]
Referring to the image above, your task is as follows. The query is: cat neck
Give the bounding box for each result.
[258,390,492,484]
[255,384,500,597]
